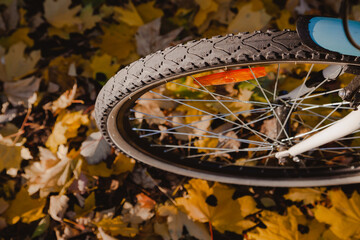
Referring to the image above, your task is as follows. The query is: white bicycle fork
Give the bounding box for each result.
[275,65,360,159]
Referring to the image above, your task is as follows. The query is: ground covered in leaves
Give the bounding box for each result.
[1,0,360,239]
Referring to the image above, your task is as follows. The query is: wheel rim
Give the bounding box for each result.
[107,61,360,186]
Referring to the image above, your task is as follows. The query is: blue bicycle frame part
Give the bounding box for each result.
[297,16,360,57]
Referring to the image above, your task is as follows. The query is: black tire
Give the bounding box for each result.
[95,30,360,187]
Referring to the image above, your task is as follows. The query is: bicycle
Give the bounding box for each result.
[95,0,360,187]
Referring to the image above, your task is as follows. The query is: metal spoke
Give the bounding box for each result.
[289,88,342,101]
[249,66,291,141]
[303,103,342,140]
[130,107,269,121]
[190,76,283,145]
[277,64,314,144]
[150,144,273,151]
[273,63,280,101]
[171,82,277,107]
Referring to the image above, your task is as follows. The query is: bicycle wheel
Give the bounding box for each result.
[95,30,360,187]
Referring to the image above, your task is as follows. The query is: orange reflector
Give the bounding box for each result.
[195,67,267,86]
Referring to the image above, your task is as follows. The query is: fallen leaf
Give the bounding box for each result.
[74,191,95,217]
[314,189,360,239]
[90,53,120,79]
[85,152,135,177]
[136,18,182,56]
[80,131,111,165]
[43,0,81,28]
[131,167,159,189]
[113,1,143,27]
[284,188,325,205]
[248,206,325,240]
[121,201,154,227]
[46,111,89,153]
[176,179,258,234]
[79,4,102,31]
[47,84,77,114]
[228,0,271,33]
[4,76,40,106]
[0,41,41,82]
[156,203,211,240]
[193,0,218,27]
[0,134,22,172]
[0,0,19,32]
[91,23,137,61]
[96,215,138,238]
[0,27,34,48]
[48,195,69,221]
[3,187,46,224]
[23,145,74,197]
[136,1,163,23]
[136,193,156,210]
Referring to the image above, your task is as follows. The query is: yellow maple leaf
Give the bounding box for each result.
[284,188,325,205]
[79,4,102,31]
[156,203,211,240]
[46,111,89,153]
[276,9,296,30]
[0,27,33,48]
[91,23,137,61]
[74,191,95,217]
[90,53,120,79]
[194,0,218,27]
[43,0,81,28]
[0,42,41,82]
[136,1,164,23]
[3,187,46,224]
[113,1,143,27]
[248,205,325,240]
[314,189,360,239]
[48,84,78,115]
[96,215,139,238]
[0,134,22,172]
[176,179,258,234]
[84,152,135,177]
[228,0,271,33]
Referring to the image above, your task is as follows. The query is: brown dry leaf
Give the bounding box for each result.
[121,201,154,228]
[284,188,325,205]
[47,84,77,114]
[0,0,19,32]
[0,41,40,82]
[4,76,41,106]
[48,195,69,221]
[248,205,325,240]
[3,187,46,224]
[43,0,81,28]
[176,179,258,234]
[23,145,75,197]
[314,189,360,239]
[155,203,211,240]
[136,18,182,56]
[136,193,156,210]
[46,111,89,153]
[228,0,271,33]
[80,131,111,165]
